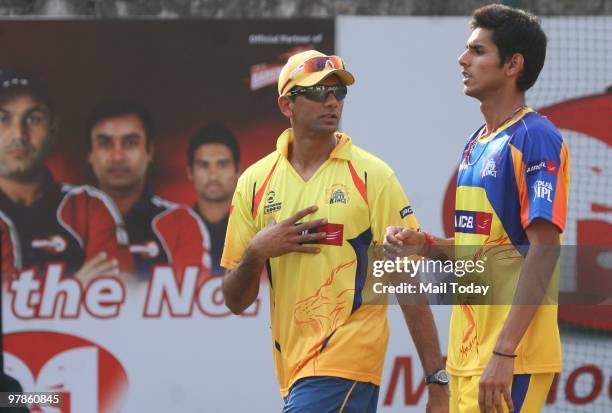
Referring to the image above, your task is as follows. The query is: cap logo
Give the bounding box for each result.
[2,78,28,88]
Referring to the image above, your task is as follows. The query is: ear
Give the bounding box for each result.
[506,53,524,78]
[277,95,293,119]
[147,140,154,161]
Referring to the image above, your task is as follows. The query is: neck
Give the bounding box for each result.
[103,183,145,215]
[480,90,526,134]
[196,198,230,224]
[0,174,46,207]
[288,127,337,179]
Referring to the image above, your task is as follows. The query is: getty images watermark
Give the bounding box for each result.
[371,256,489,296]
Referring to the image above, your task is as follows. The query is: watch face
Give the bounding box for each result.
[436,370,450,383]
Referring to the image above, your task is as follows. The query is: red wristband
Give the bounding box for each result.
[421,230,435,257]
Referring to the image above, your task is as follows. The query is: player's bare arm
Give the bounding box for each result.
[222,205,327,314]
[384,226,455,260]
[400,303,450,413]
[478,218,560,413]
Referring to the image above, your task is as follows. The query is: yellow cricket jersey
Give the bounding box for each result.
[448,108,570,377]
[221,129,419,396]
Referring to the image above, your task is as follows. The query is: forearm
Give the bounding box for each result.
[400,304,445,374]
[222,246,266,315]
[425,235,455,261]
[495,244,559,353]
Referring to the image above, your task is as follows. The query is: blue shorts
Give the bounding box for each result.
[282,376,379,413]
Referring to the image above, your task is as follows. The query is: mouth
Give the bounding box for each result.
[107,167,131,176]
[461,71,471,83]
[320,114,338,120]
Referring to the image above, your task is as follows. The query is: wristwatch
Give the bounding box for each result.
[425,368,450,385]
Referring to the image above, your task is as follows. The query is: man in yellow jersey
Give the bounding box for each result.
[221,50,449,412]
[385,5,569,413]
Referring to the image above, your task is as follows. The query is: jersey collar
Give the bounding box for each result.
[276,128,353,160]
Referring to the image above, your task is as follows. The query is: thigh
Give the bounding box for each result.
[282,376,379,413]
[449,373,555,413]
[510,373,555,413]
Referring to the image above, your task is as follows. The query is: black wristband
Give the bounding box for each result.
[493,350,517,358]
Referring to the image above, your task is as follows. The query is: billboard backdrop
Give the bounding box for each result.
[2,16,611,412]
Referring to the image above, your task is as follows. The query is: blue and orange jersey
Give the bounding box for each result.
[448,107,570,376]
[221,129,419,396]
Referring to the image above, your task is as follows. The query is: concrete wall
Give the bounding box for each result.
[0,0,610,17]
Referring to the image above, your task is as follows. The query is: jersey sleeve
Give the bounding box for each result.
[60,187,134,273]
[513,123,570,232]
[369,173,420,245]
[220,177,258,270]
[153,206,212,278]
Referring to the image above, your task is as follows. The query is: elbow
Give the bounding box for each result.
[221,279,245,315]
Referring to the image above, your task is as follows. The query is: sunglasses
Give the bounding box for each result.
[280,55,345,94]
[287,85,348,102]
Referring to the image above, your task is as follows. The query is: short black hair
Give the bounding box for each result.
[471,4,547,92]
[86,99,154,149]
[187,121,240,169]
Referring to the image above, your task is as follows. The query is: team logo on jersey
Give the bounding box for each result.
[31,235,67,253]
[400,205,414,218]
[455,210,493,235]
[129,240,160,258]
[264,190,282,214]
[481,158,498,178]
[526,159,558,176]
[532,180,554,202]
[327,184,349,205]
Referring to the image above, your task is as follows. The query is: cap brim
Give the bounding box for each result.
[293,69,355,90]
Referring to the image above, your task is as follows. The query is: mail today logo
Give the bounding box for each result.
[3,331,128,413]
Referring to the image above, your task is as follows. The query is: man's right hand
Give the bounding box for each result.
[383,226,426,260]
[74,251,119,285]
[248,205,328,261]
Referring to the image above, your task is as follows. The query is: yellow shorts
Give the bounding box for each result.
[450,373,554,413]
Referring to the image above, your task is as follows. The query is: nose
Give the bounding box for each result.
[110,143,126,162]
[324,91,339,107]
[7,118,29,143]
[458,49,468,67]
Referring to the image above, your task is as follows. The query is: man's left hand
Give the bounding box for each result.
[478,354,515,413]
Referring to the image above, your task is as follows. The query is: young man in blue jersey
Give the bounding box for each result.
[385,5,569,413]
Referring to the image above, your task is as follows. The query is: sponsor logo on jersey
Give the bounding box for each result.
[129,240,160,258]
[297,223,344,246]
[455,210,493,235]
[526,159,558,176]
[481,158,498,178]
[400,206,414,218]
[532,180,554,202]
[31,235,67,253]
[264,190,282,214]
